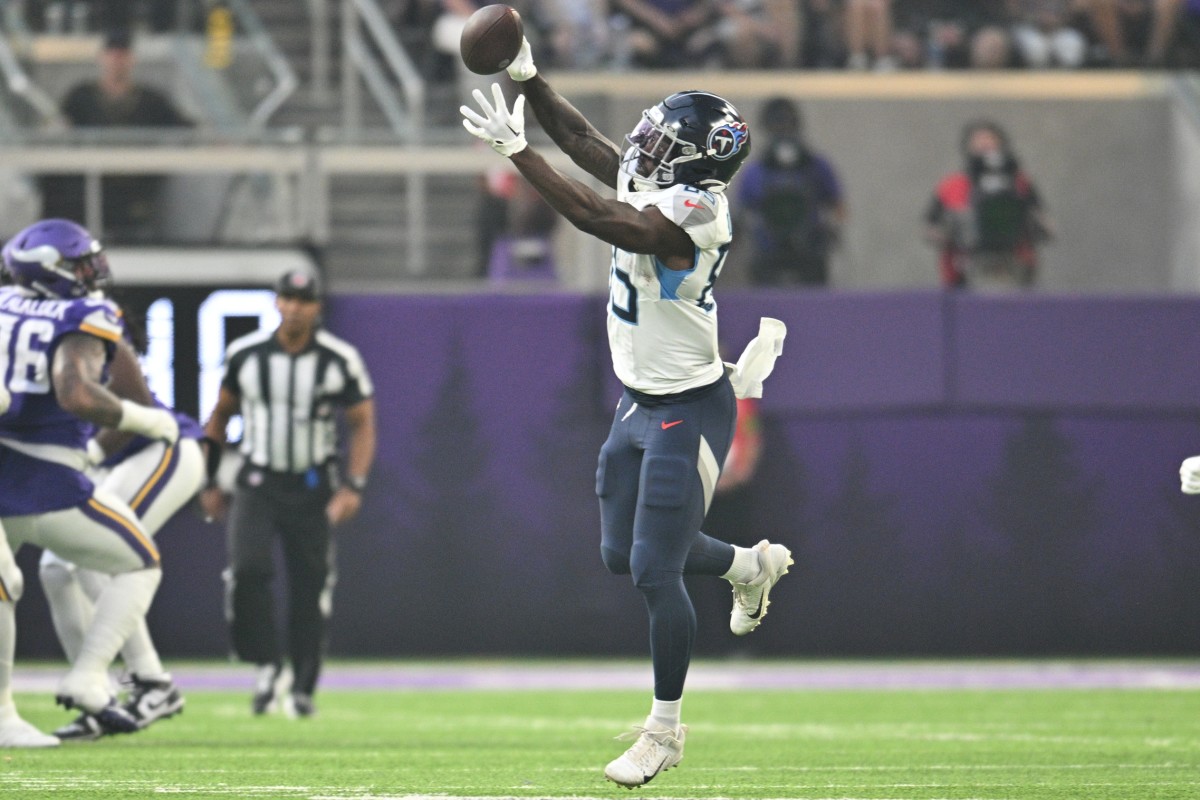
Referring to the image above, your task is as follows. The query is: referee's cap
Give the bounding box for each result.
[275,269,322,302]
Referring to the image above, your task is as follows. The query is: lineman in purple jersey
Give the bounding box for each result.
[40,383,205,740]
[462,42,791,787]
[0,219,178,747]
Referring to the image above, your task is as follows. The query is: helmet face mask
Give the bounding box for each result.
[1,219,111,299]
[620,91,751,193]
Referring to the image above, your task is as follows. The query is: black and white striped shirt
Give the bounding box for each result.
[221,327,374,473]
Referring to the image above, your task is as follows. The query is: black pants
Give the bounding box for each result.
[224,466,335,696]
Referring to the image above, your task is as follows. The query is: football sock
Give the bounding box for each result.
[0,602,14,708]
[69,568,161,679]
[77,568,162,677]
[40,560,91,664]
[722,545,762,584]
[120,620,167,681]
[649,697,682,731]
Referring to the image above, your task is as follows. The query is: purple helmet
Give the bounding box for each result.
[1,219,111,299]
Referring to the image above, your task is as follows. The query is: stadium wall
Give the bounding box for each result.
[15,290,1200,658]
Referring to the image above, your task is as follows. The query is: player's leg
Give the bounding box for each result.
[668,382,793,636]
[224,487,286,714]
[604,424,707,787]
[38,549,91,664]
[278,498,333,717]
[100,440,202,726]
[0,521,59,747]
[597,393,644,577]
[18,490,161,732]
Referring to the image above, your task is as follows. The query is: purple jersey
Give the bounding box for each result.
[0,285,124,515]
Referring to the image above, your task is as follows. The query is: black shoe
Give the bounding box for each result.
[123,674,185,729]
[251,663,292,715]
[289,692,316,718]
[53,713,109,742]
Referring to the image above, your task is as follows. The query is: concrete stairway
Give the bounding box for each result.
[244,0,480,286]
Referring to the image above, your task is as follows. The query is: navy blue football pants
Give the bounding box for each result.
[596,376,737,702]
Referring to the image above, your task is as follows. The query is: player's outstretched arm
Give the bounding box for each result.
[463,84,692,266]
[505,39,621,188]
[511,146,691,264]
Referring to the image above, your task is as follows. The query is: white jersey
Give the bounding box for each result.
[607,182,733,395]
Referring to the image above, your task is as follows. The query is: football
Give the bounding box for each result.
[459,4,523,75]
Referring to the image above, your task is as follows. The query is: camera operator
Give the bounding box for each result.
[924,120,1052,290]
[736,96,845,287]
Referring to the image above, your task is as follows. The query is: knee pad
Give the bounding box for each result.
[601,545,631,576]
[642,456,691,509]
[595,448,613,499]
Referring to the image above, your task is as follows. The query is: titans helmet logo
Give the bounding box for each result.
[707,121,749,161]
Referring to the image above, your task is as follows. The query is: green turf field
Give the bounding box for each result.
[3,687,1199,800]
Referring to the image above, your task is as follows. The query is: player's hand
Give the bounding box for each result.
[1181,456,1200,494]
[506,36,537,82]
[116,400,180,445]
[461,83,527,157]
[326,486,363,526]
[199,486,228,523]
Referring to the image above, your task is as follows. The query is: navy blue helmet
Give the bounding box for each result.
[621,90,751,193]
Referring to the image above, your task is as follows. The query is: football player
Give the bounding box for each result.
[39,362,204,740]
[461,42,791,787]
[0,219,177,747]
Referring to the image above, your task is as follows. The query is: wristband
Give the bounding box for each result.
[202,436,223,486]
[345,474,367,493]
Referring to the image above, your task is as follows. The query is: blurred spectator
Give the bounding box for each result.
[924,120,1052,289]
[845,0,897,69]
[893,1,1012,68]
[737,97,844,287]
[1144,0,1200,65]
[1008,0,1089,68]
[707,0,803,68]
[536,0,611,68]
[40,29,192,242]
[1080,0,1156,65]
[477,168,559,283]
[971,23,1015,66]
[801,0,845,67]
[610,0,723,67]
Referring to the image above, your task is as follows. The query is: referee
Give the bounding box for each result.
[199,269,376,718]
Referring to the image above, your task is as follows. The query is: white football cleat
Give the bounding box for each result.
[730,539,793,636]
[604,722,687,788]
[0,708,60,748]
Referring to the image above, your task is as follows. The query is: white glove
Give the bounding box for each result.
[116,399,179,445]
[461,83,528,157]
[506,37,537,82]
[1181,456,1200,494]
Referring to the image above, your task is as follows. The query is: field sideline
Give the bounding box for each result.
[4,660,1200,800]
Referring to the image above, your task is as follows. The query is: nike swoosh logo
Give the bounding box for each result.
[747,595,766,620]
[683,200,703,209]
[661,420,683,430]
[644,755,670,781]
